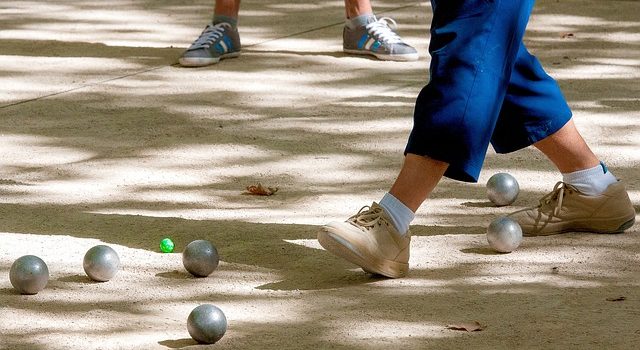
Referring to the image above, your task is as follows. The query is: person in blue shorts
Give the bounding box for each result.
[318,0,636,278]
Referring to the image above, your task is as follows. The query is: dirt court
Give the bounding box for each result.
[1,0,639,349]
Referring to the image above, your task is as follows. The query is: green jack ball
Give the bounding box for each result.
[160,238,175,253]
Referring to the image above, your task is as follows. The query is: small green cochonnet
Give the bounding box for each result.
[160,238,175,253]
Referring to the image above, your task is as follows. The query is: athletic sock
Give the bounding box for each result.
[213,15,238,28]
[345,13,376,30]
[379,192,414,236]
[562,161,617,196]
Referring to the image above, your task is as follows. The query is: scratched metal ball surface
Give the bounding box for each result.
[182,240,219,277]
[83,245,120,282]
[486,173,520,206]
[187,304,227,344]
[10,255,49,295]
[487,216,523,253]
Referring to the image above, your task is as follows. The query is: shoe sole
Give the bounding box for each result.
[178,51,241,67]
[317,227,408,278]
[523,217,636,236]
[343,49,419,62]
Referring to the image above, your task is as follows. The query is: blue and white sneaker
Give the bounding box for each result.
[179,23,241,67]
[343,17,418,62]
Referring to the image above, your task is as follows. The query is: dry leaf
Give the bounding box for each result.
[446,321,485,332]
[245,183,278,196]
[606,296,626,302]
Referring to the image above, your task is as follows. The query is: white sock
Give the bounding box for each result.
[379,192,414,235]
[345,13,376,30]
[562,161,617,196]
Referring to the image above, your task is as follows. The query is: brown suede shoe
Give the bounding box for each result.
[318,203,410,278]
[509,181,635,236]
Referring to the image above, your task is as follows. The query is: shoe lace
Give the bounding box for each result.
[539,181,575,217]
[365,17,403,44]
[348,205,389,228]
[187,23,231,50]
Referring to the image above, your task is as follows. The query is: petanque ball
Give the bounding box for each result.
[10,255,49,295]
[487,216,523,253]
[182,240,219,277]
[187,304,227,344]
[486,172,520,206]
[83,245,120,282]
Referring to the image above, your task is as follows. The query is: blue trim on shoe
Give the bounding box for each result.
[214,42,225,54]
[357,34,369,49]
[223,35,233,51]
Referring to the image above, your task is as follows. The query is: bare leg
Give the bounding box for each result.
[385,120,597,212]
[388,154,449,212]
[533,119,599,173]
[344,0,373,18]
[214,0,241,17]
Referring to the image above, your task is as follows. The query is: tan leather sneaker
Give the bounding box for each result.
[509,181,635,236]
[318,203,411,278]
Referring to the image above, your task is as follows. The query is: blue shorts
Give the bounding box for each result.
[405,0,572,182]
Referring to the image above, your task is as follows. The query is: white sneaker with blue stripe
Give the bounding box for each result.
[179,23,241,67]
[343,17,418,62]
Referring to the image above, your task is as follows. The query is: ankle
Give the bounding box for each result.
[562,161,617,196]
[345,13,376,30]
[379,193,414,235]
[213,15,238,28]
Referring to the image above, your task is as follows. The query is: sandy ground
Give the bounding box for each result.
[1,0,639,349]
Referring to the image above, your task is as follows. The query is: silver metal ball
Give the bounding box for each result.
[182,240,219,277]
[83,245,120,282]
[10,255,49,295]
[187,304,227,344]
[486,173,519,206]
[487,216,523,253]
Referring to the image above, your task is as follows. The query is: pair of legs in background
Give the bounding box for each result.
[179,0,419,66]
[318,0,636,278]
